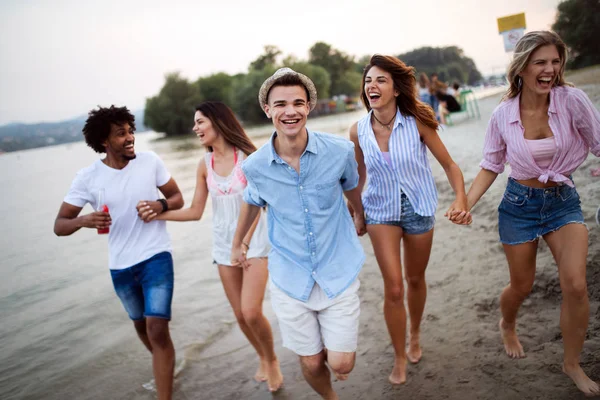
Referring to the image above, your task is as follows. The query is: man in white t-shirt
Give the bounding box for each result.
[54,105,183,400]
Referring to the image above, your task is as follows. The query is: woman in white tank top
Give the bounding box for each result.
[153,102,283,392]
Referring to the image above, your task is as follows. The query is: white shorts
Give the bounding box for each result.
[269,278,360,356]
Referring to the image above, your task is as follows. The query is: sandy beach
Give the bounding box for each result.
[6,76,596,400]
[146,73,600,400]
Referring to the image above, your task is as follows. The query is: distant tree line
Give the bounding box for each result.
[397,46,483,86]
[144,42,484,137]
[552,0,600,70]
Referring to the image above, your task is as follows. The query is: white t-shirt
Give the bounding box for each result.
[64,151,172,270]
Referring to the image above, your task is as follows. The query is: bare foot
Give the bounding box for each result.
[407,333,422,364]
[563,364,600,397]
[389,356,407,385]
[499,319,525,359]
[265,358,284,392]
[254,359,267,382]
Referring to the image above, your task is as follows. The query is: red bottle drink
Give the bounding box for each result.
[97,189,109,235]
[98,204,110,235]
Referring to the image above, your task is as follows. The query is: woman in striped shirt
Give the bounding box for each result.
[455,31,600,396]
[349,54,471,385]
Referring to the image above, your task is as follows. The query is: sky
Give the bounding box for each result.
[0,0,561,125]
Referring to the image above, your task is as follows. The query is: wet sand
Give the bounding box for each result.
[149,81,600,400]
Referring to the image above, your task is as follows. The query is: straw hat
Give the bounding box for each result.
[258,67,318,111]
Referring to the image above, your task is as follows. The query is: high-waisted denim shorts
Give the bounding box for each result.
[498,178,585,245]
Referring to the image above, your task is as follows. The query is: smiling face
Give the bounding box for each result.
[192,110,219,146]
[103,122,135,161]
[263,85,310,138]
[519,44,561,97]
[364,66,398,110]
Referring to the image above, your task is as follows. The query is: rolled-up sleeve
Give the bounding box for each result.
[479,113,507,174]
[571,88,600,157]
[241,164,266,207]
[340,141,359,191]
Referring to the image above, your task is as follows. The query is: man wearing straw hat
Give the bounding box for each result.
[231,67,366,399]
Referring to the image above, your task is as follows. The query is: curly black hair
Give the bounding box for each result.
[82,105,136,153]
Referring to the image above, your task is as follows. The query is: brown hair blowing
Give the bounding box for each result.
[361,55,438,131]
[195,101,257,156]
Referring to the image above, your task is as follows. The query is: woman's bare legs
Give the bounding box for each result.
[403,229,434,363]
[367,224,407,384]
[218,259,283,391]
[544,224,599,396]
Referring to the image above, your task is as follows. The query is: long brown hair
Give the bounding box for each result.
[195,101,257,156]
[361,55,438,130]
[504,30,572,101]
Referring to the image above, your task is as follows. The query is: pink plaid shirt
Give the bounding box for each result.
[480,86,600,187]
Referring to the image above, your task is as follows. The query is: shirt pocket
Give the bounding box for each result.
[316,179,340,210]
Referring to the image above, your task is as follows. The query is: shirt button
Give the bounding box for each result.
[309,232,313,235]
[312,271,316,275]
[299,186,303,190]
[312,252,315,256]
[304,208,308,212]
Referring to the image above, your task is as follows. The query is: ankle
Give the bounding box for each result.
[394,354,407,362]
[563,361,581,370]
[500,318,516,329]
[262,355,277,362]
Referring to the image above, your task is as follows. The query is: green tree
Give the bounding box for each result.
[230,67,277,125]
[144,72,202,137]
[249,45,282,71]
[309,42,357,96]
[552,0,600,69]
[196,72,234,104]
[288,62,331,99]
[398,46,482,85]
[336,70,362,97]
[355,55,371,73]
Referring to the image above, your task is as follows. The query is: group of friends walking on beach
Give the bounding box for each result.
[54,31,600,399]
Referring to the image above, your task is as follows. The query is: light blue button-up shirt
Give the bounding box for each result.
[242,130,365,302]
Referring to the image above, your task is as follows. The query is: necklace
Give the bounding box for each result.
[372,112,396,130]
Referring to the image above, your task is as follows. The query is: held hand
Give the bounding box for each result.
[353,213,367,236]
[449,209,473,225]
[231,243,251,270]
[82,210,112,229]
[136,201,162,222]
[444,197,472,225]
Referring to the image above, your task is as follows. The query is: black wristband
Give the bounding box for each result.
[157,198,168,212]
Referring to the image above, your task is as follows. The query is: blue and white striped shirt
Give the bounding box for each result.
[357,109,438,220]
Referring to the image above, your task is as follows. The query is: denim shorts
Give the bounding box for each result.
[498,178,585,245]
[365,193,435,235]
[110,251,174,321]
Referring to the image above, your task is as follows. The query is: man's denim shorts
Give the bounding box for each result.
[365,193,435,235]
[498,178,585,245]
[110,251,174,321]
